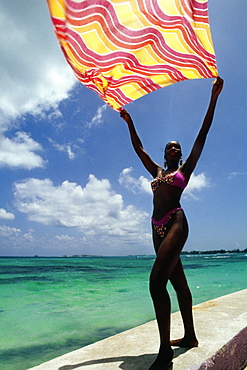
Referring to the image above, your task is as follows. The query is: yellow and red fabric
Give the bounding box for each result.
[47,0,218,110]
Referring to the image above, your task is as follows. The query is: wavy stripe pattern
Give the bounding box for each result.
[47,0,218,110]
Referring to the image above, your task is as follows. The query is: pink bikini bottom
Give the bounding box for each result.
[151,207,183,238]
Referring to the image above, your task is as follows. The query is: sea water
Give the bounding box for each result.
[0,254,246,370]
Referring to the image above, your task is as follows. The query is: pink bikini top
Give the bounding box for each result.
[151,171,187,192]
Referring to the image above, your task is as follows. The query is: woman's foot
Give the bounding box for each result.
[149,346,173,369]
[170,337,198,348]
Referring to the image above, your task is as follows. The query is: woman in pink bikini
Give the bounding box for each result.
[120,76,224,370]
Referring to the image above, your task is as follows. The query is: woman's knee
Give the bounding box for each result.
[149,268,168,298]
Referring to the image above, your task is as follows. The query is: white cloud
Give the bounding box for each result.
[22,231,36,243]
[0,132,44,169]
[0,208,15,220]
[0,225,44,255]
[228,171,247,180]
[48,138,76,160]
[13,174,149,237]
[184,173,210,200]
[0,1,77,169]
[119,168,152,194]
[0,225,20,238]
[87,105,107,128]
[119,168,210,200]
[0,1,76,124]
[55,234,76,242]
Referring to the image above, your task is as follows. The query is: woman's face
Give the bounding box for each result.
[164,141,182,161]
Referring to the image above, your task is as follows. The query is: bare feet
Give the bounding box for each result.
[149,346,173,369]
[170,337,198,348]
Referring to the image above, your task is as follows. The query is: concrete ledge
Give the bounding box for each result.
[190,326,247,370]
[28,289,247,370]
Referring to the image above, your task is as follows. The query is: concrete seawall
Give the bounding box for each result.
[29,289,247,370]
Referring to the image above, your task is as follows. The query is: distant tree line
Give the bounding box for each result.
[181,248,247,255]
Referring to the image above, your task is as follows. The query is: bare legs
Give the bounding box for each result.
[169,260,198,347]
[149,265,174,369]
[149,211,197,370]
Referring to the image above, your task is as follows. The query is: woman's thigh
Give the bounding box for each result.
[152,210,188,279]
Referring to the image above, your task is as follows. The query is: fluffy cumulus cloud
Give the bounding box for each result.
[119,168,210,199]
[13,174,149,237]
[184,172,210,199]
[0,132,44,169]
[0,1,76,124]
[0,1,77,170]
[0,208,15,220]
[0,225,52,255]
[0,225,20,238]
[119,168,152,194]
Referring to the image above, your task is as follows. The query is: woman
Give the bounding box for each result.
[120,77,224,370]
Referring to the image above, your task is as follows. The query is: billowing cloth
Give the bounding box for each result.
[46,0,218,110]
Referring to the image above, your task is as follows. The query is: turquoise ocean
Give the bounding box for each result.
[0,253,246,370]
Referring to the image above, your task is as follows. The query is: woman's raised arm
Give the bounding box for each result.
[120,109,161,178]
[182,77,224,178]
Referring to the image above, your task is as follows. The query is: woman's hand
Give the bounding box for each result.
[212,76,224,97]
[120,108,132,124]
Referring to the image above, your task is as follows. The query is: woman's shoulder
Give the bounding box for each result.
[153,166,164,178]
[178,162,192,183]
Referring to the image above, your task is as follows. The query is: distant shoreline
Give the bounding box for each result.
[181,248,247,255]
[0,249,247,258]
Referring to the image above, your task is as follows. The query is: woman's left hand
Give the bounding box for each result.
[120,108,132,124]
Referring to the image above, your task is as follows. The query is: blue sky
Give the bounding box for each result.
[0,0,246,256]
